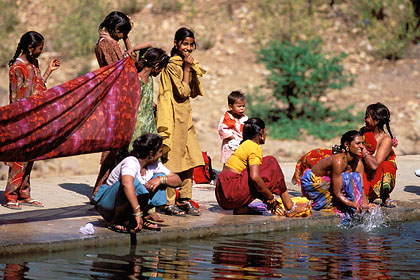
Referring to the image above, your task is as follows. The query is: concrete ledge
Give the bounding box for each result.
[1,206,420,257]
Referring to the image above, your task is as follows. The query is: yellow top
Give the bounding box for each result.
[225,140,263,173]
[156,55,206,172]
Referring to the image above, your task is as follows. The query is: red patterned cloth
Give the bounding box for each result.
[0,57,141,161]
[293,148,333,189]
[362,131,397,200]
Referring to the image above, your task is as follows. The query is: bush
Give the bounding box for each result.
[250,0,330,45]
[49,0,109,58]
[355,0,420,60]
[0,0,19,67]
[151,0,183,14]
[248,38,359,140]
[120,0,146,15]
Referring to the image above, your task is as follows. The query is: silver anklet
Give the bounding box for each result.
[285,202,296,215]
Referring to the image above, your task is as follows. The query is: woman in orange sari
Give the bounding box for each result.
[361,103,397,207]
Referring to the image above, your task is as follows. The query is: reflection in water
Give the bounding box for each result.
[1,220,420,279]
[212,239,285,279]
[3,264,29,280]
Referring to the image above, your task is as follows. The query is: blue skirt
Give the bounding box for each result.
[93,173,167,222]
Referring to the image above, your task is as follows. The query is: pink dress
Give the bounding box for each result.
[217,111,248,163]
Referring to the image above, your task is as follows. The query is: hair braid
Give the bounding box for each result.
[8,44,22,67]
[385,121,393,139]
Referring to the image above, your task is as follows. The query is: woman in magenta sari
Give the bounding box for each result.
[361,102,397,207]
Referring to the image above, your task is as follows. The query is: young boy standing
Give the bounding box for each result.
[218,91,248,164]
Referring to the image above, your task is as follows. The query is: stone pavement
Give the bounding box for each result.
[0,155,419,257]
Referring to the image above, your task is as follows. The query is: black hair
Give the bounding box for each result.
[136,48,170,73]
[228,90,246,105]
[340,130,361,151]
[242,118,265,142]
[130,134,163,159]
[9,31,44,67]
[366,102,394,139]
[170,27,196,57]
[99,11,132,40]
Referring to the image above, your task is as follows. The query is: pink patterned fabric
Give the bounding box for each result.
[0,57,141,161]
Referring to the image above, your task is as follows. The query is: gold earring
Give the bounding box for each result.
[346,147,349,152]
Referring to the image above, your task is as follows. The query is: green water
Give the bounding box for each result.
[1,219,420,279]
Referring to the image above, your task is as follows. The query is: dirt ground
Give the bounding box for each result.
[0,1,419,180]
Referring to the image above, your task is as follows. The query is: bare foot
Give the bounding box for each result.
[18,198,43,207]
[285,201,312,217]
[144,212,165,224]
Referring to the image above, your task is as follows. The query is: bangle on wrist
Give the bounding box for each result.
[285,202,297,215]
[133,211,143,217]
[160,176,167,184]
[133,205,140,213]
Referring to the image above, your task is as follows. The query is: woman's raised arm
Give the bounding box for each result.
[363,135,392,170]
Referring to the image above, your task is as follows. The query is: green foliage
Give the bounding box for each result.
[120,0,146,15]
[247,93,362,140]
[248,38,358,140]
[50,0,109,58]
[258,38,353,118]
[251,0,330,45]
[151,0,183,14]
[0,0,19,67]
[355,0,420,60]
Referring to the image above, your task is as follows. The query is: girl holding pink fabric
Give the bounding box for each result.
[5,31,60,210]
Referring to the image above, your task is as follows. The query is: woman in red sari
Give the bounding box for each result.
[5,31,60,209]
[361,102,397,207]
[216,118,311,216]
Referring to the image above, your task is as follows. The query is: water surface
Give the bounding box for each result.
[1,218,420,279]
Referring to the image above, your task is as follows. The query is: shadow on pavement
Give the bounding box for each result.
[404,185,420,196]
[0,204,99,225]
[59,183,92,198]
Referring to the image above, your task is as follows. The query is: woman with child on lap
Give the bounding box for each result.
[156,27,205,217]
[218,90,248,165]
[216,118,311,216]
[93,134,182,233]
[361,102,397,207]
[299,130,373,217]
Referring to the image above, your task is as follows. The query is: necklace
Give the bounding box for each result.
[375,130,385,138]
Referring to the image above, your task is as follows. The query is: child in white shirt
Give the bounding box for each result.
[218,91,248,164]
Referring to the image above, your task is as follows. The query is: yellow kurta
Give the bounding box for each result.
[156,55,205,172]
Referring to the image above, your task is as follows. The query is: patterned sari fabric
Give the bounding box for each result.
[362,131,397,201]
[5,59,46,203]
[293,148,333,193]
[129,78,157,151]
[301,169,363,216]
[0,57,141,161]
